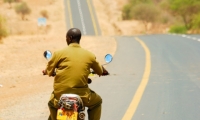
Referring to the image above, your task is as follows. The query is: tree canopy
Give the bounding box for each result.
[130,3,159,31]
[0,15,8,41]
[122,0,200,33]
[15,2,31,20]
[4,0,15,8]
[169,0,200,29]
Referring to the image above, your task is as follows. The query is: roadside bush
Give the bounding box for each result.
[0,15,8,42]
[130,3,159,31]
[192,13,200,29]
[15,2,31,20]
[122,0,152,20]
[159,0,170,11]
[169,25,187,34]
[159,13,170,24]
[4,0,15,8]
[40,10,49,19]
[122,4,132,20]
[14,0,22,2]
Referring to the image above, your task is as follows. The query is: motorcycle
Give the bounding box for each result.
[43,50,113,120]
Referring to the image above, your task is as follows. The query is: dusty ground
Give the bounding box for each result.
[0,35,116,120]
[0,0,117,119]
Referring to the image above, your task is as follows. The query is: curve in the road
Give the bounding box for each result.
[122,37,151,120]
[90,34,200,120]
[64,0,101,35]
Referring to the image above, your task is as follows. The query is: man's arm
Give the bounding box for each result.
[91,58,109,76]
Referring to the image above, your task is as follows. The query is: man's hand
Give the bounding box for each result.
[42,70,47,75]
[102,66,109,76]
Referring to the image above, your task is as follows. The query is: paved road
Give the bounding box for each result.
[63,1,200,119]
[172,34,200,42]
[90,34,200,120]
[188,34,200,39]
[64,0,101,35]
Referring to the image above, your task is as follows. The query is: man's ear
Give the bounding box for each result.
[70,35,73,39]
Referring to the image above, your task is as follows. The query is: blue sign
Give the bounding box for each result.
[37,18,47,26]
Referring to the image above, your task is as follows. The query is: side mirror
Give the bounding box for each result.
[44,50,52,60]
[104,54,113,64]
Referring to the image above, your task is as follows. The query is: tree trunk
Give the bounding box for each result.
[9,2,12,8]
[21,14,25,20]
[182,14,192,30]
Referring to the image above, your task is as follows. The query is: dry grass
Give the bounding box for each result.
[93,0,169,35]
[0,0,65,36]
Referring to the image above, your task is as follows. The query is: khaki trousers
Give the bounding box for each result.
[48,89,102,120]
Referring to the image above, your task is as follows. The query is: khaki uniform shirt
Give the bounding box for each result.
[46,43,103,99]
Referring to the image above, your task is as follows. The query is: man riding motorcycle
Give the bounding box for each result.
[42,28,109,120]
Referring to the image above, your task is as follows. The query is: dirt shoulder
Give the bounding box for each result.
[0,35,116,120]
[0,0,117,119]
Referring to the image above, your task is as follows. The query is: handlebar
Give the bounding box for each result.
[43,69,109,84]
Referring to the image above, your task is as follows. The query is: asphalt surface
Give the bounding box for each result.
[89,34,200,120]
[63,1,200,119]
[64,0,101,35]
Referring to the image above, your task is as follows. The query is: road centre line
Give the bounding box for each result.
[77,0,87,35]
[86,0,98,35]
[122,37,151,120]
[67,0,73,28]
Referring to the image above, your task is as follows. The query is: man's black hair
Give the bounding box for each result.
[66,28,82,42]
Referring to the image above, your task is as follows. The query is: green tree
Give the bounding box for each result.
[122,4,132,20]
[14,0,22,2]
[130,3,159,32]
[122,0,152,20]
[169,25,187,34]
[15,2,31,20]
[192,14,200,30]
[159,0,170,11]
[129,0,151,4]
[0,15,8,42]
[169,0,200,30]
[4,0,15,8]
